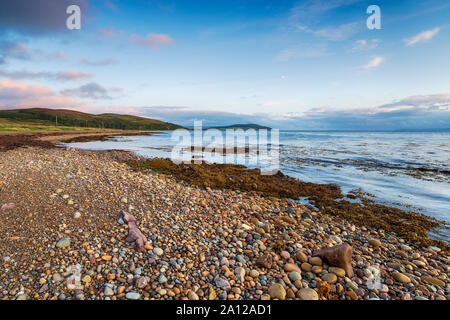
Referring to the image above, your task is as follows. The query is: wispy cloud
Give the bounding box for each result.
[97,28,125,39]
[129,33,174,49]
[80,58,118,66]
[352,39,380,51]
[313,21,361,41]
[404,27,440,46]
[362,56,384,69]
[0,69,94,82]
[287,0,363,40]
[0,41,31,61]
[51,50,67,60]
[56,71,94,81]
[276,44,328,61]
[61,82,117,100]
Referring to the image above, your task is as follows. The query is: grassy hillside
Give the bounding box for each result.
[0,108,183,131]
[0,118,118,132]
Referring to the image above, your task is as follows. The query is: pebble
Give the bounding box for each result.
[268,283,286,300]
[125,292,141,300]
[297,288,319,300]
[393,272,411,284]
[104,287,114,296]
[368,238,382,248]
[309,257,322,266]
[328,267,346,278]
[0,145,447,302]
[289,271,302,282]
[188,290,199,300]
[322,273,337,284]
[56,237,71,248]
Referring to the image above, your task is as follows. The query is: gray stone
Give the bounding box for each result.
[56,237,71,248]
[126,292,141,300]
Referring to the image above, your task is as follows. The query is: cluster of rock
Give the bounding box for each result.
[0,147,448,300]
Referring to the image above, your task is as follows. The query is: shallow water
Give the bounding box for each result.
[65,130,450,241]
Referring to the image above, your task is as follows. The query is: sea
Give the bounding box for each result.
[64,130,450,241]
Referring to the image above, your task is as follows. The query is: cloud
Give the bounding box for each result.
[276,44,328,61]
[0,0,88,34]
[139,93,450,130]
[362,56,384,69]
[130,33,174,49]
[60,82,116,100]
[287,0,363,40]
[375,93,450,111]
[0,69,94,82]
[313,21,361,41]
[0,80,78,109]
[149,0,176,13]
[98,28,115,38]
[97,28,125,38]
[80,58,118,66]
[51,50,67,60]
[1,42,68,64]
[289,0,360,23]
[404,27,440,46]
[56,71,94,81]
[0,41,32,61]
[352,39,380,51]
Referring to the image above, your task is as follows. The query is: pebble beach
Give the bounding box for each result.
[0,133,449,301]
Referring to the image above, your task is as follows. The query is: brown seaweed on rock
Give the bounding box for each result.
[127,158,448,250]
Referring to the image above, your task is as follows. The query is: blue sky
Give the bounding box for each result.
[0,0,449,130]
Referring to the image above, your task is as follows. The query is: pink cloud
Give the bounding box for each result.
[129,33,173,49]
[0,80,142,115]
[52,50,66,60]
[97,28,125,39]
[98,28,115,38]
[0,80,79,109]
[56,70,94,81]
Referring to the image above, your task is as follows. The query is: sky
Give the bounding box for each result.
[0,0,449,130]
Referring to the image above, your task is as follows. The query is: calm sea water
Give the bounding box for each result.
[65,130,450,241]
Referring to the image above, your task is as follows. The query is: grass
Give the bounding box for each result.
[0,108,183,130]
[0,118,117,132]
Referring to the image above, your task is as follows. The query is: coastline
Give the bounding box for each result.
[0,131,448,300]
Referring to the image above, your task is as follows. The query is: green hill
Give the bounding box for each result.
[0,108,183,131]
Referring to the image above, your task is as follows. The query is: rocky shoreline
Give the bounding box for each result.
[0,132,448,300]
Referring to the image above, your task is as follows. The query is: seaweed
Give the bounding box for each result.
[127,158,449,250]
